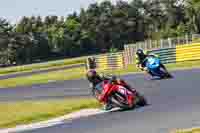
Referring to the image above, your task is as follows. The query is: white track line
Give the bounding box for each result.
[0,109,102,133]
[0,108,119,133]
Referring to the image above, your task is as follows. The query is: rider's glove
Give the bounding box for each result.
[139,64,143,69]
[143,67,148,71]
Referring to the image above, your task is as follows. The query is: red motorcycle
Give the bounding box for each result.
[92,79,147,110]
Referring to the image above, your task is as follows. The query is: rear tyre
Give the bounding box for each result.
[159,66,173,79]
[166,73,173,78]
[162,72,173,79]
[159,68,169,79]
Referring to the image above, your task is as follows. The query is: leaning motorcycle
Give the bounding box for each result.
[92,79,147,110]
[143,55,172,79]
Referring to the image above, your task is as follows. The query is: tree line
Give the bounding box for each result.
[0,0,199,66]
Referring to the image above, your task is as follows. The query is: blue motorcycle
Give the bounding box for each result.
[143,55,172,79]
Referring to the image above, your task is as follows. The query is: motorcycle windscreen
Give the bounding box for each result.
[146,57,160,69]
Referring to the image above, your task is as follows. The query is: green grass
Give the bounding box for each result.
[167,60,200,70]
[0,66,86,88]
[192,38,200,43]
[0,56,86,76]
[172,128,200,133]
[0,60,200,88]
[0,98,101,129]
[106,60,200,76]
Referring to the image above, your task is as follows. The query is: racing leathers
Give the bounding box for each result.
[88,74,135,110]
[135,51,168,76]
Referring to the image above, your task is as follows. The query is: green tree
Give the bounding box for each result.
[186,0,200,33]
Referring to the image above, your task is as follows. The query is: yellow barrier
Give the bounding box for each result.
[176,47,200,53]
[117,55,124,69]
[171,127,200,133]
[95,53,124,71]
[176,43,200,62]
[96,56,108,70]
[176,43,200,48]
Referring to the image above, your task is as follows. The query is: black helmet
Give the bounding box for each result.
[86,70,102,85]
[136,49,144,56]
[86,70,97,78]
[136,49,147,61]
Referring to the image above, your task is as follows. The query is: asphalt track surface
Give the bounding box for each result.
[2,69,200,133]
[0,64,84,80]
[0,78,91,102]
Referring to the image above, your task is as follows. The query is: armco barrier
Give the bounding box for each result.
[147,48,176,64]
[89,43,200,71]
[147,43,200,64]
[95,55,108,71]
[86,42,200,71]
[94,52,125,71]
[176,43,200,62]
[123,34,200,66]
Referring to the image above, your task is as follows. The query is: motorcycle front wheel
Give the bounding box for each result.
[135,92,147,106]
[110,92,131,109]
[159,67,173,78]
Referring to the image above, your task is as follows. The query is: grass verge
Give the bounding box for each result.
[0,60,200,88]
[0,57,86,75]
[0,66,86,88]
[105,60,200,76]
[0,98,101,129]
[172,128,200,133]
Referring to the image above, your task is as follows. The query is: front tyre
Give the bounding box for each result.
[159,66,173,79]
[135,92,147,106]
[110,93,131,109]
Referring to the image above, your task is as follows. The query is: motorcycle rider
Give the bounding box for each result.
[135,49,169,76]
[86,70,135,110]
